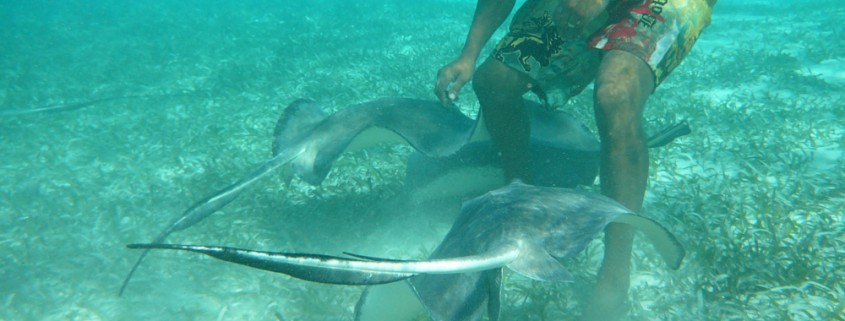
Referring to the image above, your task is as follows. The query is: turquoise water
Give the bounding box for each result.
[1,1,843,320]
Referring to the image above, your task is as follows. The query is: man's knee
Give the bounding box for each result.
[595,79,634,115]
[594,80,642,135]
[594,51,654,115]
[593,52,653,136]
[472,60,498,95]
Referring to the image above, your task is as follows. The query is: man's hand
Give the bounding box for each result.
[435,57,476,107]
[554,0,608,38]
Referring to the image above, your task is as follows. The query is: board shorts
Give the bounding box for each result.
[492,0,713,108]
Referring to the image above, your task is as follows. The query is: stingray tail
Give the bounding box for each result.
[126,243,519,284]
[118,250,148,296]
[646,121,691,148]
[118,150,303,296]
[118,233,164,296]
[127,243,414,285]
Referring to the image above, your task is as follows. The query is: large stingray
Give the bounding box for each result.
[129,181,685,321]
[117,97,623,295]
[404,115,689,203]
[403,102,600,203]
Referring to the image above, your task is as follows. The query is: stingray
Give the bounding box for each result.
[404,117,689,203]
[118,97,475,295]
[403,102,600,203]
[118,97,595,295]
[118,97,690,295]
[128,181,685,321]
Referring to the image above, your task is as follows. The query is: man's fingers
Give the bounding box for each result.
[437,91,451,106]
[435,62,474,107]
[434,76,447,104]
[448,78,468,101]
[435,69,459,106]
[435,78,452,106]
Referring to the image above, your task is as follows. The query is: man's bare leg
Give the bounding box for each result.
[582,50,655,321]
[472,58,533,182]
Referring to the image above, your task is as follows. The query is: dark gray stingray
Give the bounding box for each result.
[406,116,690,203]
[128,181,685,321]
[404,102,600,204]
[119,97,690,295]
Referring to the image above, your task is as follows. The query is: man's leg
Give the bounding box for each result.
[473,58,533,183]
[582,50,655,321]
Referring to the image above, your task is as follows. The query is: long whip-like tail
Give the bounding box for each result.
[118,149,303,296]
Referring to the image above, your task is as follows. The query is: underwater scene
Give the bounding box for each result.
[1,0,843,320]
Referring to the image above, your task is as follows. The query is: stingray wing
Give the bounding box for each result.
[612,214,686,269]
[288,98,474,184]
[408,269,503,321]
[271,99,329,156]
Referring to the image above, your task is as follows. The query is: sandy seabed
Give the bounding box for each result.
[1,1,843,320]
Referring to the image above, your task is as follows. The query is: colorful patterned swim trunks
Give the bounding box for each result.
[492,0,714,107]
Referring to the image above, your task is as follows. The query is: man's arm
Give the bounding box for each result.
[555,0,610,38]
[435,0,516,105]
[459,0,516,62]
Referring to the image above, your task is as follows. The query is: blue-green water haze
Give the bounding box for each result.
[1,1,843,320]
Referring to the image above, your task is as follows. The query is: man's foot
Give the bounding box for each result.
[581,275,631,321]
